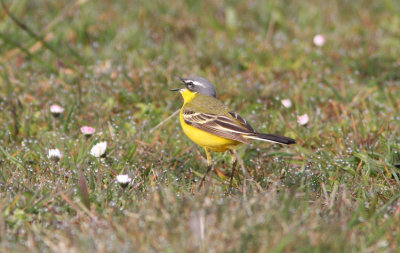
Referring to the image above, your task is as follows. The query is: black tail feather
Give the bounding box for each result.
[255,133,296,145]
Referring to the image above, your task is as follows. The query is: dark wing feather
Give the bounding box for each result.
[228,111,255,132]
[182,109,253,144]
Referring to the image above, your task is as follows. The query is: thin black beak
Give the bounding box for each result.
[170,76,186,91]
[176,76,186,84]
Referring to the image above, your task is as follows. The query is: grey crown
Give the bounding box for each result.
[184,76,217,98]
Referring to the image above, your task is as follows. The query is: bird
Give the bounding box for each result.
[170,76,296,187]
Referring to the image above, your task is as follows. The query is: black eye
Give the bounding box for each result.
[186,82,194,89]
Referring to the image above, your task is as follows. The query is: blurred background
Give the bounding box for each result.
[1,0,398,143]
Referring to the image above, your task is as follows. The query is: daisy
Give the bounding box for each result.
[50,104,64,117]
[281,99,292,108]
[313,34,326,47]
[48,148,61,162]
[297,114,309,126]
[90,141,107,158]
[116,174,132,188]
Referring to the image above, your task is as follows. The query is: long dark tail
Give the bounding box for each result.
[244,133,296,145]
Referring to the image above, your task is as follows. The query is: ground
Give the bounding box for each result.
[0,0,399,252]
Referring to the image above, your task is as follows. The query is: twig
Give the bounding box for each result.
[150,109,180,133]
[264,15,275,47]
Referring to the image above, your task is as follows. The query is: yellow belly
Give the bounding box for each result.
[179,110,240,152]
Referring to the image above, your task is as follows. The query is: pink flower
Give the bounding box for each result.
[50,104,64,117]
[80,126,96,136]
[281,99,292,108]
[297,114,309,126]
[313,34,326,47]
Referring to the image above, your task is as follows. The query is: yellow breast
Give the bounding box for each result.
[179,108,240,152]
[177,88,240,152]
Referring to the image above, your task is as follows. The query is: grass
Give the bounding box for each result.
[0,0,399,252]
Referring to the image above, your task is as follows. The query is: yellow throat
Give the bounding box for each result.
[179,88,197,104]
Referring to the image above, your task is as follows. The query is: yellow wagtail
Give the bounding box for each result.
[171,76,296,187]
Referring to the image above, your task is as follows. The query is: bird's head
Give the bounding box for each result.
[170,76,217,99]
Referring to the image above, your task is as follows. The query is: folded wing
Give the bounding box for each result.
[182,109,253,144]
[182,109,296,145]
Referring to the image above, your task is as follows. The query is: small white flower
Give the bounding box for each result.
[48,149,61,162]
[80,126,96,136]
[281,99,292,108]
[313,34,326,47]
[116,174,132,188]
[90,141,107,157]
[297,114,309,126]
[50,104,64,117]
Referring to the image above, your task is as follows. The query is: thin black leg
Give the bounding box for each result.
[200,164,212,187]
[199,148,213,189]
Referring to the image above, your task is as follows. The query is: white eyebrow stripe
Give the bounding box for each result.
[191,80,206,88]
